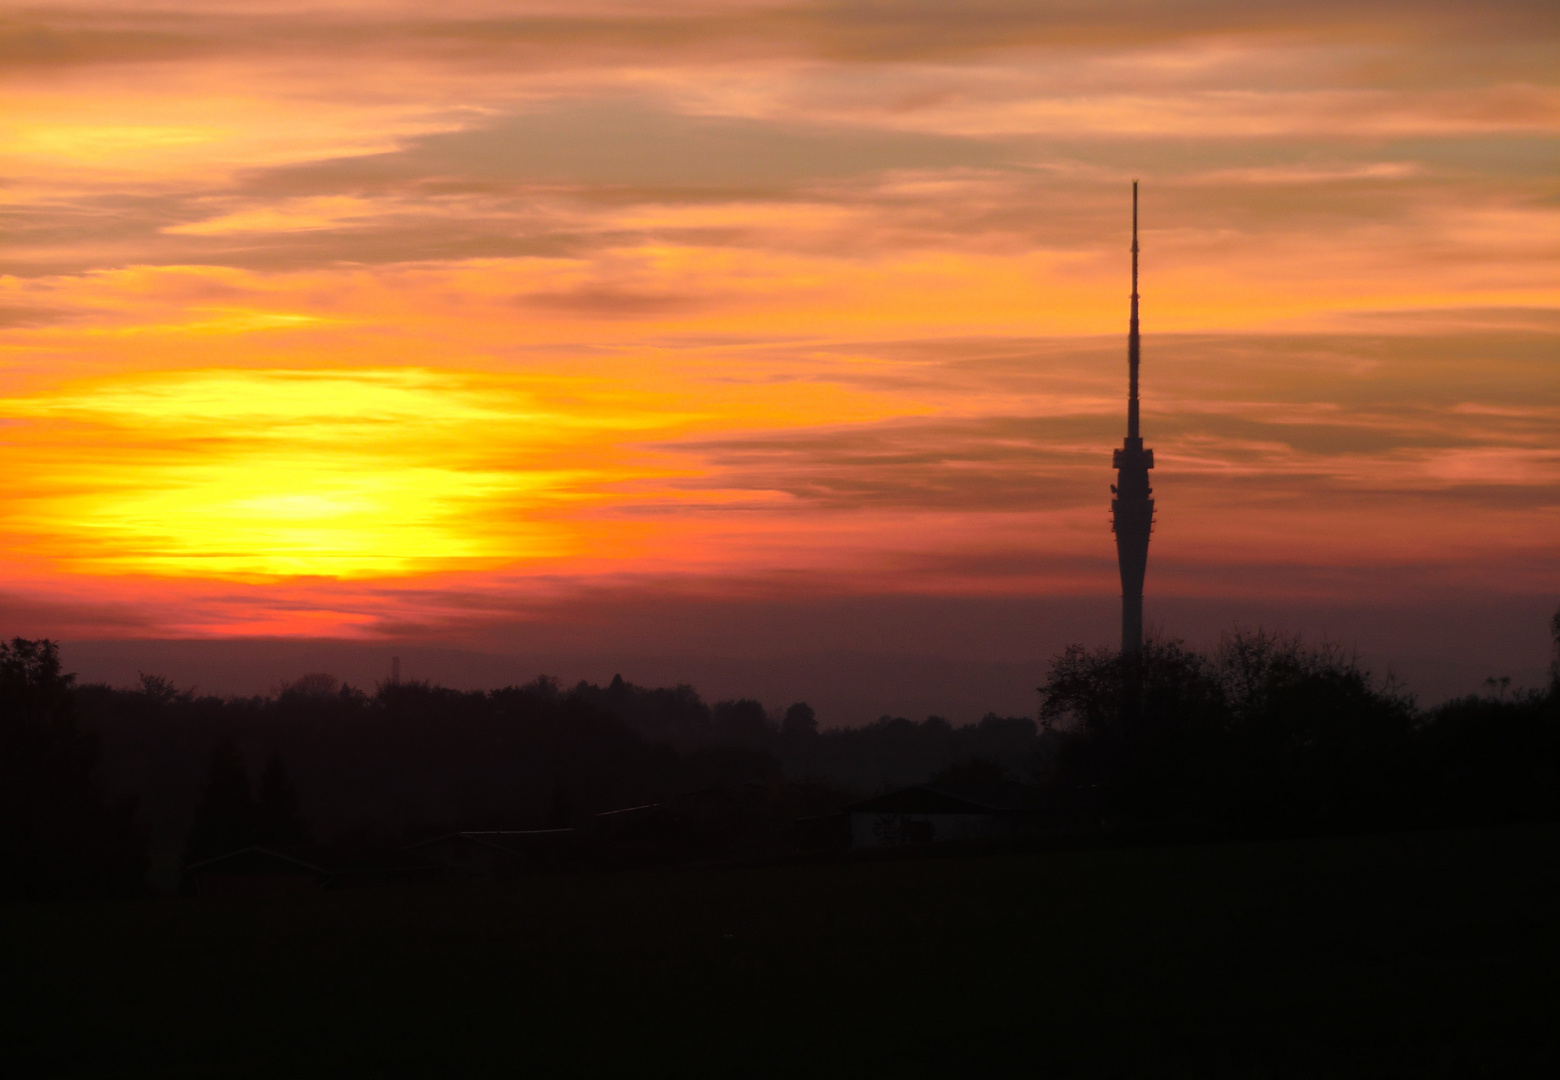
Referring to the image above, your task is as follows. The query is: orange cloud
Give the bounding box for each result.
[0,0,1555,646]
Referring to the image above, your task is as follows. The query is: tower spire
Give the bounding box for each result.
[1111,180,1154,657]
[1128,180,1140,440]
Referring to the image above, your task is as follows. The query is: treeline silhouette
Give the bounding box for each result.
[1,607,1557,900]
[1038,620,1560,836]
[48,667,1040,893]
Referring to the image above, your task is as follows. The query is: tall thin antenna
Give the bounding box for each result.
[1128,179,1140,440]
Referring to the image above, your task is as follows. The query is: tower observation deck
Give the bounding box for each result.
[1111,181,1154,656]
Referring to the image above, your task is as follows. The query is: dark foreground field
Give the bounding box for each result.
[5,825,1558,1079]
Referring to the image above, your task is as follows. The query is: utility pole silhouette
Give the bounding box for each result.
[1111,181,1155,659]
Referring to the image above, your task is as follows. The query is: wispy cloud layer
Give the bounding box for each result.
[0,0,1555,644]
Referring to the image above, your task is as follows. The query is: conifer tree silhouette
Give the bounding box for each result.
[184,737,255,863]
[0,638,143,898]
[254,754,307,846]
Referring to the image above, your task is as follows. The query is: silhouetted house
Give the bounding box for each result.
[186,846,443,897]
[405,829,577,877]
[841,783,1043,849]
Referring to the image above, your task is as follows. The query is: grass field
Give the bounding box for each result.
[4,824,1558,1078]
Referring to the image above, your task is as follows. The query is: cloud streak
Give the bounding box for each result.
[0,0,1554,661]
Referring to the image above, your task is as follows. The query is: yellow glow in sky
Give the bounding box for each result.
[2,369,606,576]
[0,0,1555,646]
[0,363,926,579]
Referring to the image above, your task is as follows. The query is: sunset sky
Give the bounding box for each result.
[3,1,1557,716]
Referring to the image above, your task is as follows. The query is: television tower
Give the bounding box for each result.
[1111,181,1154,657]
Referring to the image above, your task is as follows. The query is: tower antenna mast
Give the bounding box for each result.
[1111,181,1155,657]
[1129,181,1140,440]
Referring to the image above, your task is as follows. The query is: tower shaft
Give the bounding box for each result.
[1112,181,1154,657]
[1128,180,1140,441]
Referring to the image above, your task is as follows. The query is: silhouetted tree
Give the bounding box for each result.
[0,638,143,900]
[714,698,772,746]
[1551,604,1560,691]
[1038,631,1436,830]
[931,758,1009,785]
[1038,643,1127,736]
[137,672,185,707]
[1420,685,1558,826]
[185,738,255,863]
[280,672,339,699]
[254,754,307,846]
[576,674,713,748]
[1038,636,1220,818]
[1211,632,1416,830]
[782,702,818,739]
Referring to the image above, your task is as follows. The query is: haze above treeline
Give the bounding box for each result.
[4,606,1558,901]
[55,588,1558,729]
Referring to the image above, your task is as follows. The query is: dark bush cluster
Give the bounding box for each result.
[1038,624,1560,836]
